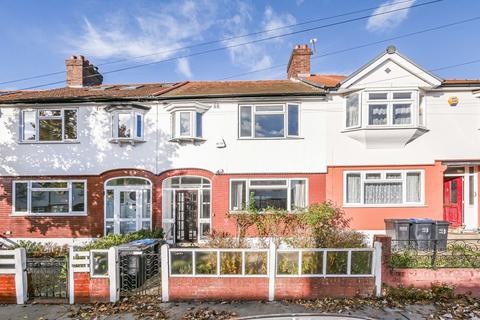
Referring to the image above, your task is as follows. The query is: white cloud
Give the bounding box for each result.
[176,58,193,78]
[222,3,296,73]
[66,0,218,73]
[366,0,415,32]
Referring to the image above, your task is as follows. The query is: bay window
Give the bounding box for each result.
[365,91,415,126]
[345,93,360,128]
[230,178,307,212]
[171,111,203,140]
[344,170,423,206]
[111,110,144,141]
[239,103,299,139]
[21,108,78,142]
[13,180,87,215]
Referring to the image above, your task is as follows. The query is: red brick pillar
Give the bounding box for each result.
[373,235,392,284]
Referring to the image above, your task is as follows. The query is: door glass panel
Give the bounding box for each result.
[105,221,114,235]
[142,190,151,218]
[142,221,151,230]
[450,181,457,204]
[469,175,474,206]
[105,190,114,219]
[120,191,136,218]
[201,190,210,218]
[120,221,137,234]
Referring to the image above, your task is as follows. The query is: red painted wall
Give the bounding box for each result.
[326,162,445,230]
[169,277,269,301]
[73,272,110,303]
[0,274,16,304]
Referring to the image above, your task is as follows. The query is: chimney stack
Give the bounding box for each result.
[65,55,103,87]
[287,44,312,79]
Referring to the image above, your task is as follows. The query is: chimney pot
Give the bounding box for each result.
[287,44,312,79]
[65,55,103,87]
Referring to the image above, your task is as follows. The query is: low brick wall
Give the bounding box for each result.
[169,277,269,301]
[385,268,480,297]
[374,235,480,297]
[0,274,17,304]
[73,272,110,303]
[275,277,376,300]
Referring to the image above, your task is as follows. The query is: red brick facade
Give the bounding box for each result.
[0,274,16,304]
[0,168,326,239]
[169,277,269,301]
[73,272,110,303]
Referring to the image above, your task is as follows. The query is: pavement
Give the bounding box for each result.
[0,301,441,320]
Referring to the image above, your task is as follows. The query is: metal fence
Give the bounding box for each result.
[391,239,480,268]
[119,251,162,296]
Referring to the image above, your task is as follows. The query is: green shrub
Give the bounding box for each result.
[10,240,68,258]
[79,229,163,251]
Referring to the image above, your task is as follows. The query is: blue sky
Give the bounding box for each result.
[1,0,479,89]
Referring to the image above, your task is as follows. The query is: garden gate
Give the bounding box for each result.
[26,256,69,302]
[118,250,162,296]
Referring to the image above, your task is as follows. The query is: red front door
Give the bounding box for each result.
[443,177,463,227]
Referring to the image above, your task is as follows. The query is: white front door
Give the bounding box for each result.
[105,187,151,235]
[464,166,478,230]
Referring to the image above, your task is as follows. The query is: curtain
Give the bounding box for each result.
[291,180,306,210]
[406,172,421,202]
[364,182,402,204]
[346,94,359,127]
[231,181,245,210]
[346,174,361,203]
[368,104,387,125]
[393,104,412,125]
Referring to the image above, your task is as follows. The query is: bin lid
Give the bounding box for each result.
[117,239,158,250]
[384,219,412,223]
[409,218,433,223]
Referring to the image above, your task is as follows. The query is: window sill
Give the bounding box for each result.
[238,137,304,141]
[342,204,427,208]
[169,137,206,143]
[109,138,145,145]
[10,213,88,217]
[18,140,80,145]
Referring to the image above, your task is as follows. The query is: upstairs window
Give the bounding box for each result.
[171,111,203,140]
[346,93,360,128]
[21,109,77,142]
[239,104,299,139]
[13,180,86,215]
[230,178,307,212]
[344,170,423,206]
[111,111,144,141]
[366,91,415,126]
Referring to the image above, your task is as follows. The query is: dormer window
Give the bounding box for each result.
[164,102,210,143]
[106,104,147,144]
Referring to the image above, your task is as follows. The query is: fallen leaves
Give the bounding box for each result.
[181,307,236,320]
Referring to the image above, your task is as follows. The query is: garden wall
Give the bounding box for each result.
[169,277,269,301]
[73,272,110,303]
[374,235,480,297]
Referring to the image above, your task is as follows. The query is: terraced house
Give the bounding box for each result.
[0,44,479,245]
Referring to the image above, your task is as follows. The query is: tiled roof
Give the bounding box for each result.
[161,80,325,97]
[302,74,347,87]
[0,83,185,103]
[442,79,480,86]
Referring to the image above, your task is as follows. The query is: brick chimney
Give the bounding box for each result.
[287,44,312,79]
[65,55,103,87]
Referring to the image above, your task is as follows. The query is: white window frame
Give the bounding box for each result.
[110,110,145,141]
[343,170,425,207]
[171,110,203,140]
[238,103,300,139]
[363,90,418,128]
[12,180,87,215]
[345,92,361,129]
[229,178,308,212]
[20,108,78,143]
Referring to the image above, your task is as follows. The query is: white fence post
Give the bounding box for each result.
[268,239,276,301]
[161,244,169,302]
[68,247,74,304]
[13,248,27,304]
[373,241,382,297]
[108,247,119,303]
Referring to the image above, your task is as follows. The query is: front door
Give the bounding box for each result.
[105,188,151,235]
[175,190,198,242]
[443,177,463,227]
